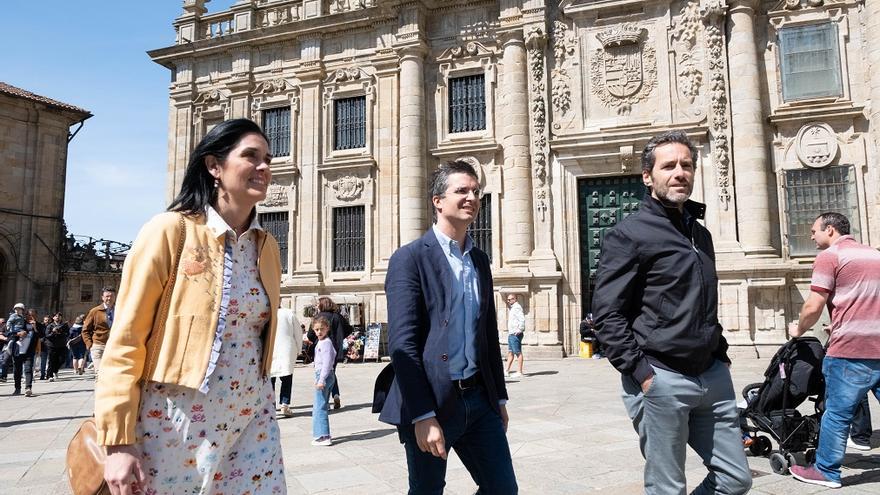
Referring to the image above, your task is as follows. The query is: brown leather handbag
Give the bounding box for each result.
[66,418,111,495]
[65,214,185,495]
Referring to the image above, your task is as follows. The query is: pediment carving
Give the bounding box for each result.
[437,41,492,61]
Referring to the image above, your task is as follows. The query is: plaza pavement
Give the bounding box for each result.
[2,354,880,494]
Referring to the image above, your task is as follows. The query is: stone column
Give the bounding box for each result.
[398,46,427,244]
[500,32,534,267]
[727,0,775,256]
[865,0,880,246]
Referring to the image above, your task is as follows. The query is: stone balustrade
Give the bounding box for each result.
[202,11,236,39]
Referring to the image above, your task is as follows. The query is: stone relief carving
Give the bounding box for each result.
[327,67,362,83]
[330,0,369,14]
[776,0,828,10]
[551,19,577,128]
[589,23,657,115]
[253,78,290,95]
[702,0,732,209]
[796,122,838,168]
[437,41,492,62]
[193,88,226,105]
[258,6,297,27]
[671,2,704,103]
[262,181,292,207]
[331,175,365,201]
[526,25,548,188]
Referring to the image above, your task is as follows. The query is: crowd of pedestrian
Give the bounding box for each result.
[1,302,102,397]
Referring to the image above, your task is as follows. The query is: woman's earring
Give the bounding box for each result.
[214,178,220,189]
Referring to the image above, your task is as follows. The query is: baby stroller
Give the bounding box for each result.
[740,337,825,475]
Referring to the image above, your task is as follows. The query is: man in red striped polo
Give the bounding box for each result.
[790,212,880,488]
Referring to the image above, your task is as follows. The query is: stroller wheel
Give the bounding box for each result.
[749,436,772,456]
[769,452,790,475]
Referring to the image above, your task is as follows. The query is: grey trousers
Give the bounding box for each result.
[621,360,752,495]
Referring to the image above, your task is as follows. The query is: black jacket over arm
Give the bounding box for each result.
[591,196,730,384]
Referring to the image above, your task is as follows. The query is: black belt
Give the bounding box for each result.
[452,372,482,391]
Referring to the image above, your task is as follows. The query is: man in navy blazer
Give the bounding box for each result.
[376,160,517,494]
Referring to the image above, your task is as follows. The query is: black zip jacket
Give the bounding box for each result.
[592,195,730,384]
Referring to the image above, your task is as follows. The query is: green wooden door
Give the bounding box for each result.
[578,176,645,315]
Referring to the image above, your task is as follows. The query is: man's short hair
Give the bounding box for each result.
[816,212,851,235]
[101,287,116,294]
[641,131,699,173]
[428,160,480,222]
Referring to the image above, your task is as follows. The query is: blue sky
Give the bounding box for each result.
[3,0,236,244]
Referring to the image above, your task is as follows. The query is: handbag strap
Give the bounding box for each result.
[143,213,187,378]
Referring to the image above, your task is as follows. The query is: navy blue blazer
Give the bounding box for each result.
[375,230,508,426]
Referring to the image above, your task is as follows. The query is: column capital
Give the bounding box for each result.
[395,42,428,61]
[498,29,526,48]
[727,0,760,14]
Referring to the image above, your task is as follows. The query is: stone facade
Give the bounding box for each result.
[0,83,91,316]
[150,0,880,356]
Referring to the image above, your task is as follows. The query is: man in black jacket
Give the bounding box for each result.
[592,131,751,495]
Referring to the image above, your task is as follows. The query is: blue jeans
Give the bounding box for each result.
[271,374,293,405]
[816,357,880,482]
[397,386,517,495]
[312,369,335,438]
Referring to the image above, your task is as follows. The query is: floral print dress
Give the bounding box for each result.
[135,227,286,495]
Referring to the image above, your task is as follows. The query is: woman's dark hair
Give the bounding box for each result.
[168,119,269,215]
[317,296,337,313]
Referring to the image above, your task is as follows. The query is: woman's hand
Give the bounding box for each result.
[315,382,324,390]
[104,445,146,495]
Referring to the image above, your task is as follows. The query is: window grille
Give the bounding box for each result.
[449,74,486,133]
[80,283,94,303]
[259,211,289,272]
[466,195,492,262]
[262,107,290,157]
[779,23,842,101]
[333,206,365,271]
[334,96,366,150]
[785,166,859,256]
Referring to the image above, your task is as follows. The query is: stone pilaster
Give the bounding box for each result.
[397,45,428,244]
[500,31,534,267]
[727,0,775,256]
[865,0,880,246]
[292,37,324,281]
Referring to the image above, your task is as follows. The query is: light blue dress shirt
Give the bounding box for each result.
[432,225,480,380]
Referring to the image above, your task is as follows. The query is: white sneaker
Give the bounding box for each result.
[847,438,871,451]
[311,436,332,446]
[504,370,510,378]
[509,372,521,378]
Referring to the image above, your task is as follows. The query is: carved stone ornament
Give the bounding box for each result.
[451,42,480,58]
[253,78,289,95]
[777,0,826,10]
[796,122,838,168]
[262,182,291,207]
[551,20,577,124]
[671,1,704,102]
[331,175,365,201]
[193,88,227,105]
[701,0,732,209]
[525,25,549,188]
[325,67,362,85]
[589,23,657,114]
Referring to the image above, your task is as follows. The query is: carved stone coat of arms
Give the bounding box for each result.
[590,23,657,112]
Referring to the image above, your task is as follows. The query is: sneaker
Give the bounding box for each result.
[311,436,332,446]
[847,438,871,451]
[280,404,293,418]
[790,464,841,489]
[24,388,32,397]
[48,377,55,382]
[509,371,521,378]
[333,395,341,410]
[504,370,510,378]
[12,389,20,396]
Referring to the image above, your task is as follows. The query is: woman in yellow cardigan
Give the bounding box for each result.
[97,119,285,495]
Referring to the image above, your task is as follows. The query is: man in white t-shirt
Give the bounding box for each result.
[504,294,526,378]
